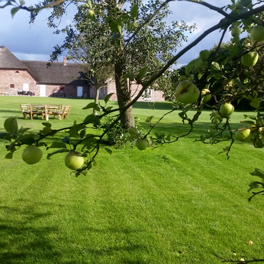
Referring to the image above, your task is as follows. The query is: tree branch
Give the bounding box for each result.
[178,0,230,18]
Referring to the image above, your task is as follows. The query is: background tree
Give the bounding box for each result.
[48,0,195,129]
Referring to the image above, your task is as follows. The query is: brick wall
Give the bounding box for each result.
[0,69,36,95]
[104,80,165,102]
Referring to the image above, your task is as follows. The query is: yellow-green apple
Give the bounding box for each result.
[87,9,95,20]
[231,26,241,37]
[22,145,43,165]
[135,139,148,150]
[201,88,211,102]
[219,103,234,117]
[175,80,200,104]
[250,25,264,42]
[241,51,259,67]
[235,128,251,141]
[65,151,84,170]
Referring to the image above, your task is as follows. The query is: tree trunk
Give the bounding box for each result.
[93,86,100,115]
[114,61,135,130]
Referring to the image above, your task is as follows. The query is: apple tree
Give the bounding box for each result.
[2,0,264,262]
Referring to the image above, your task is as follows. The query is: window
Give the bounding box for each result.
[142,88,152,100]
[10,84,14,88]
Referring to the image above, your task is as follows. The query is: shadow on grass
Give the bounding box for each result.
[0,202,61,264]
[0,201,148,263]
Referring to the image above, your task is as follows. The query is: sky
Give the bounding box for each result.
[0,0,251,67]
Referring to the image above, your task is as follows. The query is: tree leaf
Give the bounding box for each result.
[250,98,260,109]
[104,93,114,104]
[211,61,220,71]
[135,66,148,81]
[83,114,101,125]
[11,7,20,17]
[49,142,67,149]
[83,102,100,112]
[130,4,138,18]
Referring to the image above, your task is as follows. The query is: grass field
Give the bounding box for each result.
[0,96,264,263]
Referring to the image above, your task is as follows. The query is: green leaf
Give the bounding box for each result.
[83,102,100,112]
[130,4,138,18]
[211,61,220,71]
[250,98,260,109]
[68,124,86,138]
[11,7,20,17]
[83,114,101,126]
[105,106,113,112]
[185,60,195,76]
[128,127,140,138]
[124,72,134,81]
[145,116,154,123]
[104,93,114,104]
[49,142,67,149]
[253,138,264,148]
[135,66,148,81]
[0,132,11,141]
[62,136,70,144]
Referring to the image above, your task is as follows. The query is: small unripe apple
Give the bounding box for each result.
[241,51,259,67]
[87,9,95,20]
[250,25,264,42]
[65,151,84,170]
[22,145,43,165]
[135,139,148,150]
[231,26,241,37]
[219,103,234,117]
[175,80,200,104]
[201,88,211,102]
[235,128,251,141]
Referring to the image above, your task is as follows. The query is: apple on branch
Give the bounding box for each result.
[22,145,43,165]
[65,151,84,170]
[175,80,200,104]
[219,102,235,117]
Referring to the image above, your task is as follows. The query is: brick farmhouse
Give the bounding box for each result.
[0,46,165,101]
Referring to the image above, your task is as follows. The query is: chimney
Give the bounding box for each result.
[63,57,67,66]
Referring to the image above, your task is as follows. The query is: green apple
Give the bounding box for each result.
[65,151,84,170]
[135,139,148,150]
[235,128,251,141]
[241,51,259,67]
[22,145,43,165]
[201,88,211,102]
[87,9,95,20]
[250,25,264,42]
[219,103,234,117]
[175,80,200,104]
[231,26,241,37]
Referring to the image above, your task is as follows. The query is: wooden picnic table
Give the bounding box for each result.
[20,104,71,121]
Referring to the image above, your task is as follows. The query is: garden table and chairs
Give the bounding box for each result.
[20,104,71,121]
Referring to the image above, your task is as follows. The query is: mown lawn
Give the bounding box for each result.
[0,96,263,263]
